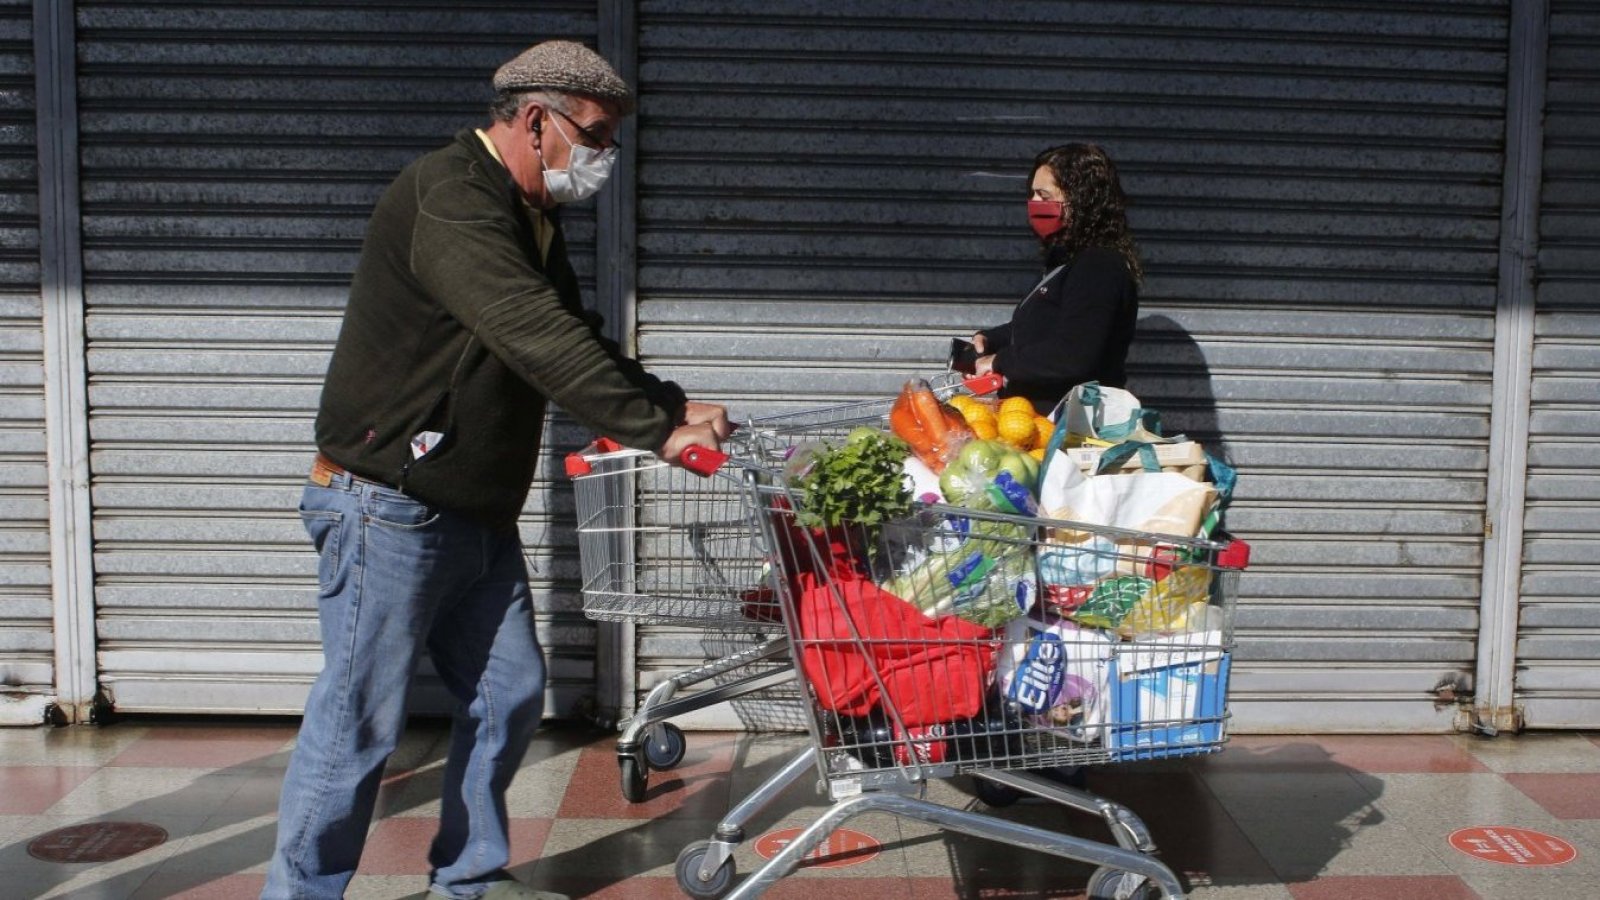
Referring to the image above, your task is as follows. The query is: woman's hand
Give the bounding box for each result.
[970,332,987,354]
[974,354,996,376]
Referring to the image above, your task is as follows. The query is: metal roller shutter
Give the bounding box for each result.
[1518,1,1600,728]
[0,0,51,704]
[74,1,606,715]
[634,1,1508,730]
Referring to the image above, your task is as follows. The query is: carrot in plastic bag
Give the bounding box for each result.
[890,379,972,473]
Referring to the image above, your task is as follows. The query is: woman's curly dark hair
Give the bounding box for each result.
[1033,143,1143,286]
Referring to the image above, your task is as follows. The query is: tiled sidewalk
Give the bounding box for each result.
[2,720,1599,899]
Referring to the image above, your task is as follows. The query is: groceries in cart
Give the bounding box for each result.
[766,377,1247,771]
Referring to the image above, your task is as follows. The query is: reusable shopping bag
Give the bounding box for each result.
[794,562,997,728]
[1058,382,1165,444]
[1033,384,1224,625]
[1037,382,1228,547]
[1038,460,1218,555]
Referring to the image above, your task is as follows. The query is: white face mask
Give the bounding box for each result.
[540,114,616,204]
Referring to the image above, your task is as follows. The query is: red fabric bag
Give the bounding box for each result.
[795,562,998,728]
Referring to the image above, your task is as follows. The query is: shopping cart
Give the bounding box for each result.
[567,436,793,802]
[671,396,1249,900]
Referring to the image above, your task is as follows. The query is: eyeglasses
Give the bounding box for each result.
[552,109,621,153]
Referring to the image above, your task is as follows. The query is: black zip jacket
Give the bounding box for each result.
[980,247,1139,415]
[314,129,685,525]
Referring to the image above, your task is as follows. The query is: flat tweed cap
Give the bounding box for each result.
[493,40,635,115]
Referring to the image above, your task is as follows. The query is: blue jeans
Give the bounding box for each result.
[263,471,547,899]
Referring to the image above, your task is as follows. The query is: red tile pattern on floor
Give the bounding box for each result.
[108,724,297,769]
[1215,735,1489,774]
[1503,772,1600,820]
[761,878,927,899]
[549,877,931,899]
[555,739,737,819]
[133,872,268,899]
[0,765,98,814]
[9,724,1600,899]
[1288,875,1481,899]
[906,874,1083,898]
[357,816,552,874]
[538,877,685,900]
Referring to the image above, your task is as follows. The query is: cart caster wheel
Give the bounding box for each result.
[645,722,688,770]
[973,777,1022,808]
[1086,866,1154,900]
[619,753,648,803]
[675,839,735,899]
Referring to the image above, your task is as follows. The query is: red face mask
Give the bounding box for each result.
[1028,199,1067,240]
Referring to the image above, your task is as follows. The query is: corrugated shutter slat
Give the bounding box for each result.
[0,0,52,699]
[76,1,604,715]
[635,0,1506,731]
[1519,0,1600,725]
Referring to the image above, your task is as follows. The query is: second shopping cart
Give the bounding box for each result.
[567,435,793,802]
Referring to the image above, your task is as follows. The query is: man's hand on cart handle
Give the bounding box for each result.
[659,421,727,476]
[681,401,733,441]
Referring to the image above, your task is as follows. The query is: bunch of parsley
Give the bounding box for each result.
[792,431,912,529]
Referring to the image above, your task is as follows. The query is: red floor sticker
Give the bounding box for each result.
[1448,826,1577,867]
[28,822,168,863]
[754,827,881,869]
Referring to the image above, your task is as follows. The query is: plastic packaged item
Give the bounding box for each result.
[885,515,1036,628]
[889,378,973,474]
[1071,575,1153,629]
[996,614,1116,743]
[1117,565,1215,638]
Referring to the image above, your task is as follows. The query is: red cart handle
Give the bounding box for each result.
[963,372,1005,395]
[564,435,728,478]
[1217,539,1251,571]
[679,444,729,477]
[564,437,624,478]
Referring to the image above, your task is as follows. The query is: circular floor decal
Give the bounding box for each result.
[754,827,881,869]
[1448,826,1577,867]
[28,821,168,863]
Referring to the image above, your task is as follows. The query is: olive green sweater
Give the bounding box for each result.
[315,129,684,525]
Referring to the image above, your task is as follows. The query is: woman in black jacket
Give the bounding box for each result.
[971,143,1145,415]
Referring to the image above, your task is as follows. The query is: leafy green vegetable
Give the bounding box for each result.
[792,432,912,529]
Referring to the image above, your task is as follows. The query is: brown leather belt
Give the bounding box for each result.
[310,452,355,488]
